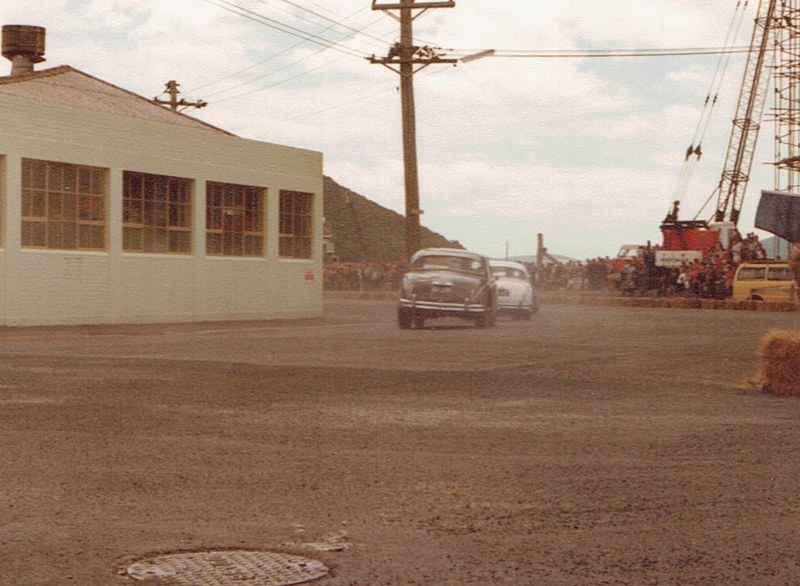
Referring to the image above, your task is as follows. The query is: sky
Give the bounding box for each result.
[0,1,779,260]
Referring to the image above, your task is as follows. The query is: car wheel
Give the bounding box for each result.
[519,309,532,320]
[398,307,413,329]
[475,310,495,328]
[413,312,426,329]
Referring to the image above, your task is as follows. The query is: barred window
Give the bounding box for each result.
[21,159,107,250]
[279,190,313,259]
[206,182,265,257]
[123,171,192,254]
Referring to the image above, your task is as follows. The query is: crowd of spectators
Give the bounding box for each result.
[323,231,773,299]
[613,231,767,298]
[324,262,405,292]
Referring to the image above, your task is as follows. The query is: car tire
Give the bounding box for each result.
[475,309,495,328]
[398,307,413,329]
[413,312,426,329]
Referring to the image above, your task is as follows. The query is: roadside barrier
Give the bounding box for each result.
[324,290,800,312]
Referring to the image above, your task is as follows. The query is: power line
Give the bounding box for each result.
[198,0,369,58]
[269,0,392,45]
[462,46,752,59]
[192,5,396,100]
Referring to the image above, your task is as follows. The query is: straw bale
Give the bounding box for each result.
[757,330,800,396]
[791,251,800,289]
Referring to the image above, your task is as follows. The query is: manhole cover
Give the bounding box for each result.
[126,550,328,585]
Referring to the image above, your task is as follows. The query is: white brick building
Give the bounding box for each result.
[0,27,323,326]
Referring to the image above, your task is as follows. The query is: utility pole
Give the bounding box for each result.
[369,1,456,262]
[152,80,207,112]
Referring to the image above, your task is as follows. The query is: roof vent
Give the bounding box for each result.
[2,25,46,76]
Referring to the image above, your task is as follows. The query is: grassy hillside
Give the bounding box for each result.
[323,175,462,262]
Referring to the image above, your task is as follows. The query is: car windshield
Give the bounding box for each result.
[491,266,528,280]
[412,254,483,273]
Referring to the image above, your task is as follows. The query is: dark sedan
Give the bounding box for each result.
[397,248,497,329]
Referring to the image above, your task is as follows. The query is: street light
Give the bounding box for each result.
[370,2,494,261]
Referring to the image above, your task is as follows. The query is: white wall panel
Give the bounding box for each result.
[0,93,323,326]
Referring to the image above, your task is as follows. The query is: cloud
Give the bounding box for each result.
[0,0,773,259]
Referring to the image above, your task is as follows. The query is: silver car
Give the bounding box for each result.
[398,248,497,329]
[489,260,538,319]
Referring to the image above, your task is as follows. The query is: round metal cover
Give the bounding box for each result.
[126,550,328,586]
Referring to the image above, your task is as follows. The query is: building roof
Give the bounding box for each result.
[0,65,233,136]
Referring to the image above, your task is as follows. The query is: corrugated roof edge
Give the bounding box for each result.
[0,65,236,137]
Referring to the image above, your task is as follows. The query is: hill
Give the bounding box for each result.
[323,176,462,262]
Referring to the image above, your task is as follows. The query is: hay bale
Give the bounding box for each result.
[758,330,800,396]
[791,251,800,289]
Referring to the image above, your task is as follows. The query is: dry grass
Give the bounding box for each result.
[757,330,800,396]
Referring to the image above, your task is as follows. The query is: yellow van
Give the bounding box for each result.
[731,262,798,302]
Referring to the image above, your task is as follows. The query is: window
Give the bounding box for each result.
[21,159,107,250]
[279,190,313,259]
[206,182,265,257]
[123,171,192,254]
[768,267,794,281]
[737,267,766,280]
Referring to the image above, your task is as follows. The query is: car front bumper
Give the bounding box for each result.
[398,297,490,317]
[496,301,533,312]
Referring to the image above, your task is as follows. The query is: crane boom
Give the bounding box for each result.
[714,0,778,225]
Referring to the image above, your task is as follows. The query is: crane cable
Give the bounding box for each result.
[672,0,752,212]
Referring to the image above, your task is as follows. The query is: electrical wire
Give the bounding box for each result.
[191,0,396,99]
[446,46,752,59]
[193,8,383,98]
[268,60,452,124]
[672,0,752,209]
[269,0,391,45]
[198,0,369,58]
[212,52,350,104]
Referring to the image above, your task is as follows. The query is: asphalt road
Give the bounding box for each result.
[2,298,800,585]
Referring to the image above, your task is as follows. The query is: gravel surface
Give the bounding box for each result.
[1,298,800,585]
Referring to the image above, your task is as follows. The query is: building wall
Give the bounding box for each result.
[0,94,323,326]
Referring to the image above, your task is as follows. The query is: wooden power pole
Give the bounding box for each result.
[152,80,207,112]
[369,1,456,261]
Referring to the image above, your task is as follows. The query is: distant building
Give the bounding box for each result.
[0,25,323,326]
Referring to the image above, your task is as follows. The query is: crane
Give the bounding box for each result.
[713,0,778,226]
[660,0,778,254]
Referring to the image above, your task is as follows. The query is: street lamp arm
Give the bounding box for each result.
[372,1,455,8]
[459,49,495,63]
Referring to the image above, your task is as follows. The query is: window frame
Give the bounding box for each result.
[21,158,108,251]
[206,181,266,258]
[278,190,313,260]
[122,171,193,255]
